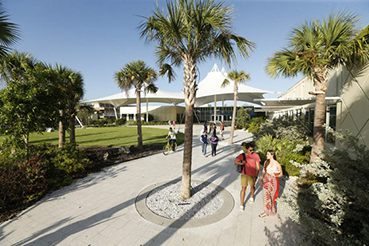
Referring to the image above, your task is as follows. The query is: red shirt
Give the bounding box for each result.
[235,152,261,176]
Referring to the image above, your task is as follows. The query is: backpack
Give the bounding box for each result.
[236,153,246,173]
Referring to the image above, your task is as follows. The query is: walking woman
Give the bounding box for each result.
[259,150,283,217]
[200,129,208,156]
[209,131,219,156]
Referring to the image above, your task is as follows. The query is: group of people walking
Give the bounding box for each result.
[168,120,283,217]
[199,121,225,157]
[235,141,283,217]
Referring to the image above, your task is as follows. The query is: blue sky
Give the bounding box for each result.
[4,0,369,100]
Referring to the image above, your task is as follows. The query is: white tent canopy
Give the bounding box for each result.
[84,89,184,107]
[84,64,268,108]
[195,64,268,106]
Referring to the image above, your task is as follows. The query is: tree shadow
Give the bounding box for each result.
[8,140,239,245]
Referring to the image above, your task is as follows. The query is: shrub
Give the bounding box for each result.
[51,145,91,178]
[0,155,48,212]
[115,118,126,126]
[294,131,369,245]
[235,108,250,129]
[256,135,307,177]
[247,117,265,134]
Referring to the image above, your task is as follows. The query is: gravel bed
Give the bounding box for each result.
[146,181,224,220]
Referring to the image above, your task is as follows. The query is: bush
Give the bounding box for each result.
[235,108,250,129]
[115,118,126,126]
[0,155,48,212]
[0,144,92,213]
[256,134,308,177]
[247,117,265,134]
[52,145,91,177]
[295,131,369,245]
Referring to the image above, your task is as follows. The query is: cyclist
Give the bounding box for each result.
[167,127,177,151]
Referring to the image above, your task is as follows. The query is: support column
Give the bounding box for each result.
[325,106,330,141]
[113,107,118,120]
[214,94,217,122]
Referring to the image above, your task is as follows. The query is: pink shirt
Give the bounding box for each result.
[235,152,261,176]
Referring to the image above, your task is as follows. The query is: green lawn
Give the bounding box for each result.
[1,126,184,147]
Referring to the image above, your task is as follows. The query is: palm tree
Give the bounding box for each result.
[0,4,18,58]
[115,60,157,148]
[140,0,254,199]
[65,71,84,145]
[222,70,250,144]
[53,65,84,147]
[143,82,158,122]
[266,13,369,163]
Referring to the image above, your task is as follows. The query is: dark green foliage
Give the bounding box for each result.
[0,144,91,214]
[247,117,266,134]
[296,133,369,245]
[0,154,48,212]
[115,118,127,126]
[235,107,250,129]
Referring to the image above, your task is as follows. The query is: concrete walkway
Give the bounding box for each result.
[0,126,296,246]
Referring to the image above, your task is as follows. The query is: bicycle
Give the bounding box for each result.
[163,140,177,155]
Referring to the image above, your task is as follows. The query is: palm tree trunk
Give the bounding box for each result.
[136,90,143,148]
[69,114,76,145]
[310,92,326,163]
[181,58,197,200]
[58,109,65,148]
[230,84,237,144]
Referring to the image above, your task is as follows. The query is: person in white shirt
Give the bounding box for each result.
[259,150,283,218]
[167,127,177,151]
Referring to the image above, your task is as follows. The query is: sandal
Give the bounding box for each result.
[258,212,267,218]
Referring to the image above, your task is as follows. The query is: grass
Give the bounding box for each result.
[0,126,184,147]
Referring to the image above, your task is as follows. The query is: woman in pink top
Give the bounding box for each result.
[259,150,283,217]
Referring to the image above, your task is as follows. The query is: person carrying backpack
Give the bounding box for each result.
[209,131,219,156]
[234,142,260,211]
[200,129,208,156]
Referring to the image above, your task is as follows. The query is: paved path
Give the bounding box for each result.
[0,126,296,246]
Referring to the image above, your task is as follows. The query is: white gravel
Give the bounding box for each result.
[146,181,224,220]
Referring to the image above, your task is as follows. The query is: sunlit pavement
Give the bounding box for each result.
[0,125,299,246]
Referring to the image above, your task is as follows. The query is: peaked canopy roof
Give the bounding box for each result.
[84,89,184,107]
[84,64,268,107]
[195,64,268,106]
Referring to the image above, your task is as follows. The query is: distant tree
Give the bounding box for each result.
[222,70,250,144]
[140,0,254,199]
[0,3,18,58]
[115,60,157,148]
[0,53,58,153]
[53,65,84,147]
[266,13,369,163]
[65,72,84,145]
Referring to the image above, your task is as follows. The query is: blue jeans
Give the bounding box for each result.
[202,143,207,155]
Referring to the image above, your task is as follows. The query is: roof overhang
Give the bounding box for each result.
[254,97,341,112]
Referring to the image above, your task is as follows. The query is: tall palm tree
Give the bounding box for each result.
[0,4,18,58]
[144,82,158,122]
[222,70,250,144]
[266,13,369,163]
[115,60,157,148]
[53,65,84,147]
[65,71,84,145]
[53,65,70,148]
[140,0,254,199]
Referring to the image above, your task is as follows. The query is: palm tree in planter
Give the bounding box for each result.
[266,13,369,163]
[115,60,157,149]
[140,0,254,199]
[222,70,250,144]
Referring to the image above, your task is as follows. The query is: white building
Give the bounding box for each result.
[257,65,369,148]
[85,64,268,123]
